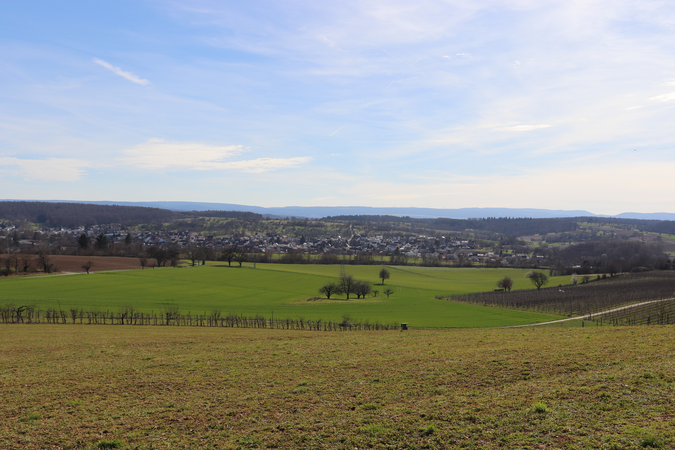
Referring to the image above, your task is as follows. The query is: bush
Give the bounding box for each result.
[640,435,661,448]
[531,402,548,414]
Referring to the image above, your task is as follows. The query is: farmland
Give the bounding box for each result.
[0,265,566,328]
[1,325,674,449]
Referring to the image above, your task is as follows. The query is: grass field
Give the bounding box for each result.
[0,265,566,328]
[1,325,673,449]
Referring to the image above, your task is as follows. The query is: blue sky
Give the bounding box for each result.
[1,0,674,214]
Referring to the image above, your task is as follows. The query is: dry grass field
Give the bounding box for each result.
[1,325,673,449]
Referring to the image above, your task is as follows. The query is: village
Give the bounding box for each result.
[0,223,539,266]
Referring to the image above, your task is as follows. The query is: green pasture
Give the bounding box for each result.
[0,265,566,327]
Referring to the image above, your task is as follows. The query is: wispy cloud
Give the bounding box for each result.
[215,157,313,173]
[0,156,93,181]
[495,124,552,132]
[121,139,311,172]
[93,58,150,86]
[649,92,675,102]
[121,139,245,169]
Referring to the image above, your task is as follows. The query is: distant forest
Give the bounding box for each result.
[1,201,675,238]
[0,202,262,228]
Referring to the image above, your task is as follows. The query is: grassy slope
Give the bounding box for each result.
[1,325,673,449]
[0,265,563,327]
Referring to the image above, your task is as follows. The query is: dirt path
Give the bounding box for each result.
[508,297,675,327]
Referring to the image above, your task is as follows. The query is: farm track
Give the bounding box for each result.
[510,297,675,327]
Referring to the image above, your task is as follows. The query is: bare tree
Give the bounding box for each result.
[379,267,390,285]
[318,282,341,299]
[526,271,549,290]
[139,257,147,270]
[19,254,32,273]
[186,245,199,266]
[496,276,513,291]
[82,260,93,274]
[353,281,372,299]
[235,248,248,267]
[384,288,394,298]
[36,247,54,273]
[147,246,169,267]
[197,247,214,265]
[7,253,19,274]
[338,273,355,299]
[221,247,237,266]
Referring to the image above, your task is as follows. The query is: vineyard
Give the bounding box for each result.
[0,305,398,331]
[444,272,675,322]
[588,298,675,326]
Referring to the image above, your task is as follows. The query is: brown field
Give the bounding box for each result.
[2,255,144,273]
[1,325,674,449]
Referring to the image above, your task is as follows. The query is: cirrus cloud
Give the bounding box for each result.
[494,124,552,132]
[0,156,94,182]
[649,92,675,102]
[121,139,311,172]
[93,58,150,86]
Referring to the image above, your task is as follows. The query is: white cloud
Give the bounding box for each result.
[649,92,675,102]
[214,157,313,173]
[121,139,245,169]
[121,139,311,172]
[494,124,552,132]
[93,58,150,86]
[0,157,92,181]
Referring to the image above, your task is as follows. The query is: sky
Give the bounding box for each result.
[1,0,675,215]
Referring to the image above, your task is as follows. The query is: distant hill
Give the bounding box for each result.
[35,200,599,219]
[0,201,262,228]
[0,201,176,228]
[615,212,675,221]
[3,200,674,224]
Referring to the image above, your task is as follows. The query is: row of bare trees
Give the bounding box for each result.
[1,247,57,275]
[0,304,398,331]
[318,273,395,300]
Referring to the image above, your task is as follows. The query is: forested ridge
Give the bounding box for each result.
[1,201,674,239]
[0,202,262,228]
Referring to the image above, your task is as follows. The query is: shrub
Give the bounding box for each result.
[420,424,436,436]
[640,435,661,448]
[531,402,548,414]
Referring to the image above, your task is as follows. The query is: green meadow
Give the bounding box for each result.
[0,264,566,327]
